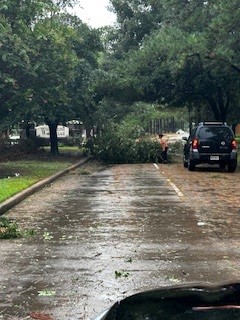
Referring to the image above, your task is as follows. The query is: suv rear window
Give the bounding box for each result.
[197,127,233,140]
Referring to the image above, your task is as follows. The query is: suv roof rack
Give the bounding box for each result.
[199,121,227,126]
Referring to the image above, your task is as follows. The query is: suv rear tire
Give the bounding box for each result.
[183,157,188,168]
[188,160,195,171]
[227,161,237,173]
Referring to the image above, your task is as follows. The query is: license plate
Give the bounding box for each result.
[210,156,219,161]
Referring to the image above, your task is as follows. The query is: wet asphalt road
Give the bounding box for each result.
[1,162,240,320]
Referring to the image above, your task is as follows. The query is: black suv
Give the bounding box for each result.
[182,122,238,172]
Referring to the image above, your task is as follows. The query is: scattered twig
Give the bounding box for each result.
[29,312,54,320]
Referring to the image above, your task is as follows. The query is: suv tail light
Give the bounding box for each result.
[231,140,238,150]
[192,138,199,150]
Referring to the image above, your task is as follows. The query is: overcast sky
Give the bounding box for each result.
[69,0,116,28]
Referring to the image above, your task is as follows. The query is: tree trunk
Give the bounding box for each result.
[46,120,59,155]
[217,87,228,122]
[187,102,193,134]
[204,88,229,122]
[25,123,31,139]
[86,127,92,140]
[204,97,221,121]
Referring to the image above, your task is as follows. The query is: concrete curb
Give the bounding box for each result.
[0,157,90,215]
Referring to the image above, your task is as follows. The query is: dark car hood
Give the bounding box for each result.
[93,282,240,320]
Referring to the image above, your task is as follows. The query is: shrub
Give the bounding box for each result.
[18,137,47,151]
[169,140,184,158]
[61,136,82,147]
[0,217,35,239]
[0,217,21,239]
[93,129,160,164]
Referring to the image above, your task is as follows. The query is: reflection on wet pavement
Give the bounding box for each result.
[0,163,239,320]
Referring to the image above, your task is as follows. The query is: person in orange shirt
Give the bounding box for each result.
[158,133,169,163]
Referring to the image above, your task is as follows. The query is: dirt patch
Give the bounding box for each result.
[156,158,240,241]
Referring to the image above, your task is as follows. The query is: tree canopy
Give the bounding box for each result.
[0,0,240,158]
[0,0,102,154]
[107,0,240,123]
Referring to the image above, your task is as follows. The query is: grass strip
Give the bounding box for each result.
[0,160,74,203]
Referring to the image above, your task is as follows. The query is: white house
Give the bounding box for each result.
[35,125,69,139]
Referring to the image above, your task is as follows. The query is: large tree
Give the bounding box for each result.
[0,15,32,131]
[0,0,76,130]
[69,20,103,139]
[0,0,102,154]
[110,0,163,53]
[106,0,240,123]
[29,14,85,155]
